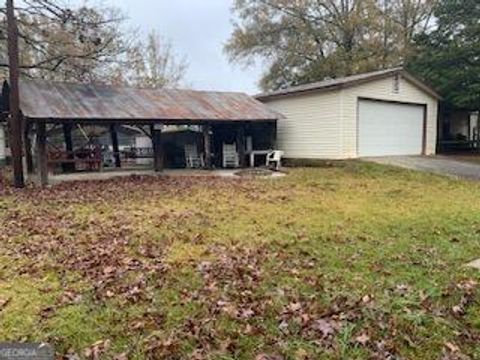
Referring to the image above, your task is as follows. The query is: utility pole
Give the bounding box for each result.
[7,0,25,188]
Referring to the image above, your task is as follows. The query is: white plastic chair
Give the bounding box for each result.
[222,143,239,168]
[266,150,284,171]
[184,144,204,168]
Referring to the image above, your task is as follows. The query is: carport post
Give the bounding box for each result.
[24,118,34,174]
[236,123,246,167]
[36,121,48,186]
[62,123,75,172]
[151,124,164,172]
[203,123,212,169]
[110,124,121,168]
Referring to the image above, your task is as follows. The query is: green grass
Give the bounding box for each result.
[0,162,479,359]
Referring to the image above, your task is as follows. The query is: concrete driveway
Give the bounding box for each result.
[364,156,480,180]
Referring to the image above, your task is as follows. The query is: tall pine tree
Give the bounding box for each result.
[408,0,480,110]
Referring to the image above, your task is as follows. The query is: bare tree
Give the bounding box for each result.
[0,0,131,82]
[119,30,188,88]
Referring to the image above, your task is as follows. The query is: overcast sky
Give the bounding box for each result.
[100,0,263,94]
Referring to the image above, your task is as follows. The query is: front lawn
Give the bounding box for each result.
[0,162,479,359]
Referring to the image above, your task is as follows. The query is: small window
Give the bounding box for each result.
[393,74,400,94]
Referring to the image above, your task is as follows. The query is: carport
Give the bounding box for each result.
[2,79,281,186]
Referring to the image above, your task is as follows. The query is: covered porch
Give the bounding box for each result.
[437,108,480,153]
[9,79,281,186]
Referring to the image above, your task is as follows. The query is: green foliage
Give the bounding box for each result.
[408,0,480,110]
[226,0,436,91]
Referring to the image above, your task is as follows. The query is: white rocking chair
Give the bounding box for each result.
[184,144,204,168]
[222,143,240,168]
[266,150,284,171]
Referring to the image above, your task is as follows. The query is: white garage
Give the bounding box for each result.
[257,68,440,160]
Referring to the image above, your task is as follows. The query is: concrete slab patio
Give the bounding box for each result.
[364,156,480,180]
[45,168,285,184]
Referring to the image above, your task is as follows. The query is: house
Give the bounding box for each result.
[257,67,441,159]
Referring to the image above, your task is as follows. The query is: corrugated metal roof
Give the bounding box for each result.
[18,79,282,122]
[256,67,441,101]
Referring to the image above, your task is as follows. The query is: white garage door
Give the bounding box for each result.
[358,100,424,157]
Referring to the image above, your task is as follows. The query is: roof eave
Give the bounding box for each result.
[256,68,442,102]
[24,117,280,123]
[400,70,443,101]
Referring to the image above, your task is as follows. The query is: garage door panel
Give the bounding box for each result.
[359,100,424,157]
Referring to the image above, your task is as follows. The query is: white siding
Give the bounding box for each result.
[265,90,344,159]
[262,74,438,159]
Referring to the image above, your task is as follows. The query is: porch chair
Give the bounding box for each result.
[222,143,240,168]
[184,144,204,168]
[266,150,284,171]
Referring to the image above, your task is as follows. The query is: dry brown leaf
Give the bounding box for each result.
[0,297,10,311]
[355,333,370,346]
[288,302,302,312]
[114,353,128,360]
[445,342,460,353]
[313,319,336,338]
[256,354,284,360]
[84,339,111,360]
[452,305,465,316]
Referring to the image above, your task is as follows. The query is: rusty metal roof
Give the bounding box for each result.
[256,67,441,101]
[18,79,282,122]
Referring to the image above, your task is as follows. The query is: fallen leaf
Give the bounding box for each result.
[256,354,284,360]
[457,280,477,292]
[452,305,465,316]
[362,295,372,303]
[395,284,410,295]
[103,266,116,275]
[40,306,55,319]
[84,339,111,360]
[312,319,336,338]
[0,297,10,311]
[288,302,302,312]
[444,342,460,353]
[355,333,370,346]
[294,348,309,360]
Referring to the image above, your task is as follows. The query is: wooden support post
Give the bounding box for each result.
[24,119,34,174]
[62,123,75,172]
[151,125,163,172]
[110,124,121,168]
[36,121,48,186]
[236,124,246,168]
[203,123,212,169]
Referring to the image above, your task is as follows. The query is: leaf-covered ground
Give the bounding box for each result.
[0,162,479,359]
